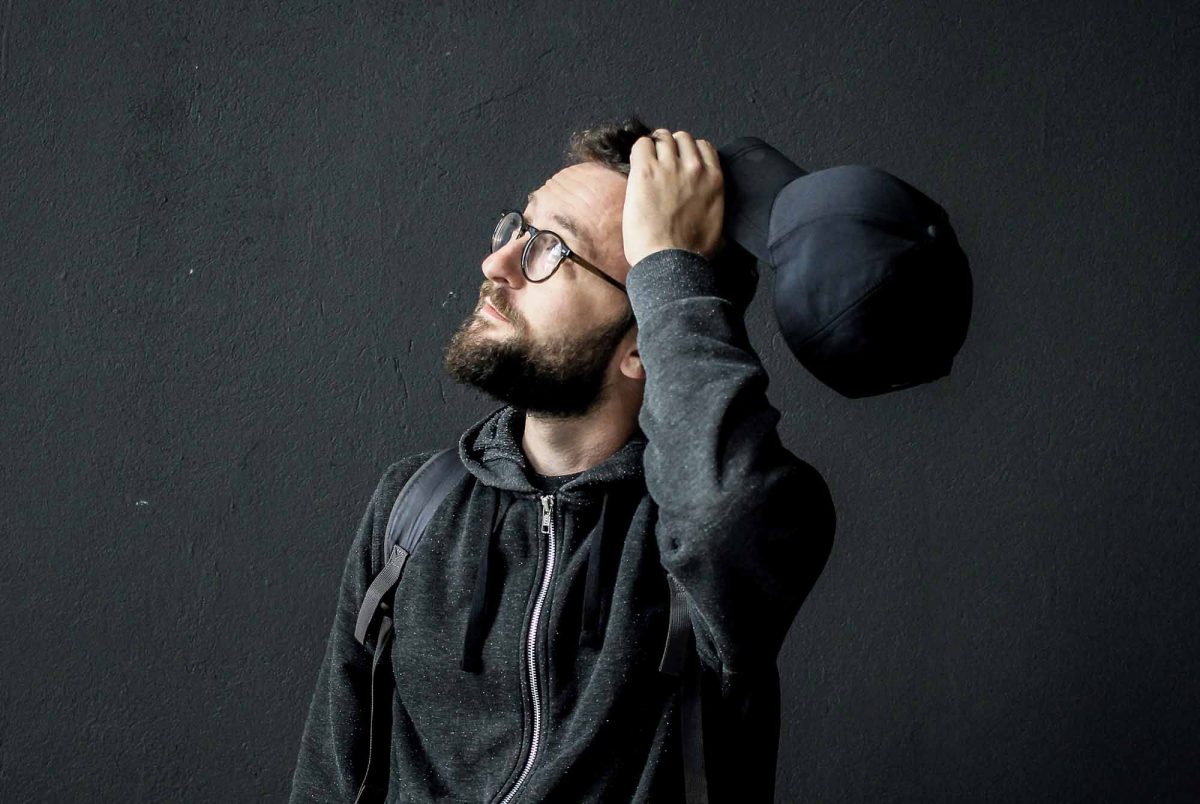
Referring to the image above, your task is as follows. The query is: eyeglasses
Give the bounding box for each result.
[491,209,628,295]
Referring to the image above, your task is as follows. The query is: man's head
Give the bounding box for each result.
[443,117,655,419]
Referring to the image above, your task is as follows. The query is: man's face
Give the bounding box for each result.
[443,162,637,419]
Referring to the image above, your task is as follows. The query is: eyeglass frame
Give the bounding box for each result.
[492,209,628,295]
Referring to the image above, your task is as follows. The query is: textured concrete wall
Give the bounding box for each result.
[2,1,1197,801]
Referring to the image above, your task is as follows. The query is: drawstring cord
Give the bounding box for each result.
[461,484,512,672]
[461,487,613,672]
[579,491,611,650]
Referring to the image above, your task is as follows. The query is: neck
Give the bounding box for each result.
[520,383,641,477]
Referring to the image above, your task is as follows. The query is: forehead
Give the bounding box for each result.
[524,162,626,255]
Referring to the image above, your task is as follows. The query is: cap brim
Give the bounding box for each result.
[717,137,807,264]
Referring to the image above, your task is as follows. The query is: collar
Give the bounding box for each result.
[457,404,648,502]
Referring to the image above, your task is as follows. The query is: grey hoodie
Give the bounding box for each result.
[288,248,836,803]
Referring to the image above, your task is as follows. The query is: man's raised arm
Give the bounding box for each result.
[622,130,836,684]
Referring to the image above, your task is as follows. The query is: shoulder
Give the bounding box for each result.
[360,447,458,567]
[372,448,456,514]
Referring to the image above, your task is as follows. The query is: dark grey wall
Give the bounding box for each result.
[3,1,1197,801]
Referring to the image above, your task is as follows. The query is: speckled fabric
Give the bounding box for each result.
[288,248,836,803]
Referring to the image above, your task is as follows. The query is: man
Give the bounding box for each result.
[289,118,836,803]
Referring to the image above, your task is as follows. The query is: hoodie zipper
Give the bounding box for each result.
[497,493,557,804]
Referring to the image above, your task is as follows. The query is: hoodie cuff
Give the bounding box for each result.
[625,248,724,321]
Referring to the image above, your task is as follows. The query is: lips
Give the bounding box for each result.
[482,300,508,322]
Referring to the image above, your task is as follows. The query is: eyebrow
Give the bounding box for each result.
[525,192,596,253]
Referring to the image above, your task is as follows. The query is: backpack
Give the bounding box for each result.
[350,448,710,804]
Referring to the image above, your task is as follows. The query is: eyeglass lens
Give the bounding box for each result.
[492,212,564,281]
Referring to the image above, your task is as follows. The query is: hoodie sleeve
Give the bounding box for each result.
[626,248,837,679]
[288,461,406,803]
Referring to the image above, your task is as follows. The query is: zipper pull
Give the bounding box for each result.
[540,495,553,535]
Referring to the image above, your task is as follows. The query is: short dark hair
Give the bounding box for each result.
[563,116,654,175]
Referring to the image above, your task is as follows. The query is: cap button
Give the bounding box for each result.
[926,224,938,238]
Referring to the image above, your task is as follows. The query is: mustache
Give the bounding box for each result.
[479,284,515,322]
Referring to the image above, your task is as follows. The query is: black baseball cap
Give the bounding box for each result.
[716,137,973,398]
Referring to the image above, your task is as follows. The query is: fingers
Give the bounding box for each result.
[645,129,716,173]
[648,128,676,161]
[630,135,656,171]
[672,132,704,169]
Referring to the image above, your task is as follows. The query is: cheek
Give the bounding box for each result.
[525,292,593,336]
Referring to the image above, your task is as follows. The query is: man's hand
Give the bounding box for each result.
[622,128,725,267]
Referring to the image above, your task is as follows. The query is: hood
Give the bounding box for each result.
[457,404,648,503]
[455,404,649,669]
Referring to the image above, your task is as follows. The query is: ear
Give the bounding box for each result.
[619,349,644,381]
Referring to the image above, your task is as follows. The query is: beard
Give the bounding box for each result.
[443,289,635,419]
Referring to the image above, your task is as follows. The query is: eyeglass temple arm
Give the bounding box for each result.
[570,252,628,294]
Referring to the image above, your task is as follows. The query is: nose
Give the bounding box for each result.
[481,235,527,289]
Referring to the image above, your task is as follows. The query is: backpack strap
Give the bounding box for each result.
[659,572,710,804]
[351,447,466,804]
[353,447,466,650]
